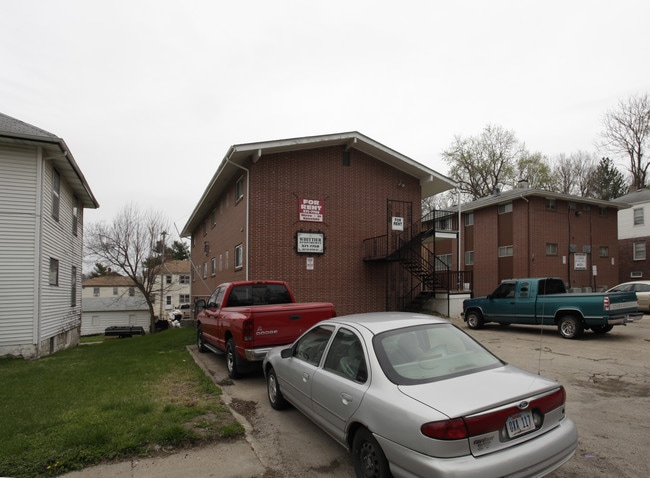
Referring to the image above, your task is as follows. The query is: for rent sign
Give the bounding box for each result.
[299,198,324,222]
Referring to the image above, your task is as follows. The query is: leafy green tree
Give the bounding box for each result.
[588,157,629,200]
[89,263,109,278]
[600,93,650,190]
[171,240,190,260]
[443,124,525,200]
[516,152,557,190]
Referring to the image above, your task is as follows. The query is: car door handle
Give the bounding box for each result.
[302,372,310,383]
[341,393,353,405]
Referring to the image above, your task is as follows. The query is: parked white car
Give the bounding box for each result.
[263,312,578,478]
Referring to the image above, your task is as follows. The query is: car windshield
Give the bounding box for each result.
[373,323,504,385]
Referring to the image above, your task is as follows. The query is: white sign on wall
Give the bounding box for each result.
[392,216,404,231]
[574,253,587,270]
[297,232,324,254]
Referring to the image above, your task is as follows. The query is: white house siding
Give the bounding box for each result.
[38,152,84,355]
[81,297,150,336]
[0,146,39,357]
[617,202,650,240]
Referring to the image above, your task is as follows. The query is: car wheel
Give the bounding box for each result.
[266,367,288,410]
[352,427,390,478]
[226,338,241,379]
[558,315,584,339]
[197,327,207,353]
[466,310,485,329]
[591,324,614,334]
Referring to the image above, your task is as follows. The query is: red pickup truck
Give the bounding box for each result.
[195,281,336,378]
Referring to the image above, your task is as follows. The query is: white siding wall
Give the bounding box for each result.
[80,310,150,336]
[618,201,650,239]
[0,146,39,355]
[39,152,83,354]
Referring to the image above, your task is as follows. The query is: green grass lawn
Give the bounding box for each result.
[0,328,244,477]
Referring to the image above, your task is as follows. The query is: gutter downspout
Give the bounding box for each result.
[225,153,250,280]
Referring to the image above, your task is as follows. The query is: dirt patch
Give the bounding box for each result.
[229,398,258,422]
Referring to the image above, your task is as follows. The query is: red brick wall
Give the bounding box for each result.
[192,145,421,316]
[468,195,621,296]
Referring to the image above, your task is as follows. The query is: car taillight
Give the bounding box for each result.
[604,296,610,311]
[421,387,566,440]
[243,319,254,342]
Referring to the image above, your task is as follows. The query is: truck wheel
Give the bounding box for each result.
[266,367,288,410]
[466,310,485,329]
[352,427,390,478]
[591,324,613,334]
[226,338,242,379]
[197,327,208,353]
[558,315,584,339]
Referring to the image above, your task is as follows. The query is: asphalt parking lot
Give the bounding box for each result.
[66,315,650,478]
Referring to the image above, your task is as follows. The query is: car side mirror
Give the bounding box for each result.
[280,347,293,359]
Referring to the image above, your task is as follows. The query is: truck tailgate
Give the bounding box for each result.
[238,302,335,346]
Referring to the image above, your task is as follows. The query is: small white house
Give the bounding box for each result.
[81,273,150,335]
[0,112,99,358]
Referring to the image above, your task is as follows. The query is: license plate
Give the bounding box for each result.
[506,410,534,438]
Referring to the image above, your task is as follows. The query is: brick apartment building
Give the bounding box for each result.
[181,132,457,315]
[612,188,650,282]
[436,184,631,297]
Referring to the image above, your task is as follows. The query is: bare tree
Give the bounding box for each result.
[443,124,525,200]
[84,204,171,332]
[552,151,597,196]
[600,93,650,190]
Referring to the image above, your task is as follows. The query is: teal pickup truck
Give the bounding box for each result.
[462,278,643,339]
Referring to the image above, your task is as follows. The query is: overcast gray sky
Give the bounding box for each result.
[2,0,649,240]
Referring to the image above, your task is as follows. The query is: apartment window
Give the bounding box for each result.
[436,217,451,231]
[465,250,474,265]
[93,287,100,297]
[129,287,135,296]
[72,196,79,236]
[219,254,223,272]
[633,242,646,261]
[599,207,608,217]
[49,258,59,286]
[235,176,244,202]
[211,257,216,276]
[71,266,77,306]
[568,201,576,210]
[235,244,243,270]
[545,198,557,210]
[166,295,172,306]
[52,168,60,221]
[435,254,452,271]
[631,271,643,278]
[202,220,207,236]
[225,251,230,270]
[210,209,217,227]
[546,243,558,255]
[180,275,189,284]
[599,246,609,258]
[464,212,474,226]
[165,275,172,285]
[498,245,514,257]
[634,208,644,225]
[179,294,190,304]
[497,202,512,214]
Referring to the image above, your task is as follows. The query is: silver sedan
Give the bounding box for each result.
[263,312,578,478]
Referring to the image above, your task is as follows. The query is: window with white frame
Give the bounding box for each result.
[179,294,190,304]
[180,275,190,284]
[211,257,216,275]
[498,202,512,214]
[235,176,244,202]
[634,208,644,225]
[545,198,557,210]
[633,241,646,261]
[203,262,208,278]
[464,212,474,226]
[235,244,243,270]
[165,275,172,285]
[498,245,514,257]
[546,243,558,255]
[435,254,452,271]
[465,250,474,265]
[72,196,79,236]
[71,266,77,306]
[93,287,100,297]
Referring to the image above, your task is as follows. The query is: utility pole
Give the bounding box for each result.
[159,231,167,323]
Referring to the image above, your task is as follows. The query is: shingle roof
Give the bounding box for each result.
[0,112,58,139]
[611,188,650,205]
[82,273,136,288]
